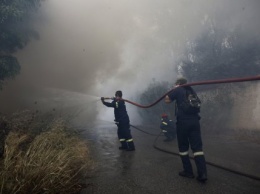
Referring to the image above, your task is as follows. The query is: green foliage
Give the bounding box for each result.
[0,0,43,89]
[180,29,260,83]
[178,27,260,130]
[0,55,20,89]
[137,80,175,124]
[198,85,236,132]
[0,0,41,52]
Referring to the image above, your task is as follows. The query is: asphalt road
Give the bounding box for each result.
[81,121,260,194]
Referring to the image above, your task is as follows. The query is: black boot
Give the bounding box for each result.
[179,171,194,178]
[179,155,194,178]
[197,174,207,182]
[119,141,128,150]
[194,155,207,182]
[126,141,135,151]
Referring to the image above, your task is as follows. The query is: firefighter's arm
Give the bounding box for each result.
[103,101,116,108]
[101,97,115,107]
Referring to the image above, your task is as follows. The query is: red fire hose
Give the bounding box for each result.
[123,75,260,108]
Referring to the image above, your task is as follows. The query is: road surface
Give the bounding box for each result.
[81,121,260,194]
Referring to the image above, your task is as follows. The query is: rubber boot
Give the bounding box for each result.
[126,141,135,151]
[179,155,194,178]
[119,141,128,150]
[194,155,207,182]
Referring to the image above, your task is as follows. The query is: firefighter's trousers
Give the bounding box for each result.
[117,122,135,150]
[176,118,207,177]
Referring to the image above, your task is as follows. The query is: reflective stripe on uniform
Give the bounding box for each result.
[162,122,168,125]
[193,151,204,156]
[126,139,133,142]
[119,139,126,142]
[179,151,189,156]
[116,102,119,108]
[162,130,167,133]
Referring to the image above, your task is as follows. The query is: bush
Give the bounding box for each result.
[0,119,94,194]
[137,80,175,124]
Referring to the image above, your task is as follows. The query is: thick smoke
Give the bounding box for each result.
[0,0,259,126]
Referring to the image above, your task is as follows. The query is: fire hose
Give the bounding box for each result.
[126,75,260,181]
[123,75,260,108]
[131,125,260,181]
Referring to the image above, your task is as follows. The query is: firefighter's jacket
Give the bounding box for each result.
[160,117,175,133]
[102,99,129,123]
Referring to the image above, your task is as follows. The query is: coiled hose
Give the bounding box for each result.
[128,75,260,181]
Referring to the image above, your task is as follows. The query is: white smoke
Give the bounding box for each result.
[0,0,259,127]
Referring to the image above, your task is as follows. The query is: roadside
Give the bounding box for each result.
[81,122,260,194]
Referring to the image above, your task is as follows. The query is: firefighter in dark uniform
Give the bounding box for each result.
[164,78,207,182]
[101,90,135,151]
[160,113,176,142]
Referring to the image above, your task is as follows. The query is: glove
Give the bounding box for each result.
[101,97,104,101]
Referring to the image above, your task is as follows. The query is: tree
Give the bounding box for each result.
[137,80,174,124]
[179,28,260,83]
[178,27,260,131]
[0,0,43,89]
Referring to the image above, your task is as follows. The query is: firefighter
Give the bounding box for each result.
[164,78,207,183]
[101,90,135,151]
[160,113,176,142]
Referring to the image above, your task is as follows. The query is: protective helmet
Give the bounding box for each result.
[161,113,168,118]
[115,90,122,97]
[175,77,187,85]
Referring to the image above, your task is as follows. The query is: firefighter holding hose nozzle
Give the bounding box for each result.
[101,91,135,151]
[165,78,207,183]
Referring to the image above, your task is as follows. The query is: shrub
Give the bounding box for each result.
[0,119,94,194]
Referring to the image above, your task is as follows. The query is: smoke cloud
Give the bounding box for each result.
[0,0,259,126]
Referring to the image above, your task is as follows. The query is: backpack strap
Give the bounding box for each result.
[184,86,194,95]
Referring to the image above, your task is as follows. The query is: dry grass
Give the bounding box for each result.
[0,118,94,194]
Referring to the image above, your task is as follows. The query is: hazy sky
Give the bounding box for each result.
[0,0,259,124]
